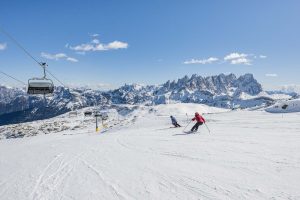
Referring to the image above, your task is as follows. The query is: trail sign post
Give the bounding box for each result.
[95,113,101,132]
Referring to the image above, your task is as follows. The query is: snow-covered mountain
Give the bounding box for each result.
[106,73,267,107]
[0,73,288,126]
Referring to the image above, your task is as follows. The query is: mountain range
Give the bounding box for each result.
[0,73,295,126]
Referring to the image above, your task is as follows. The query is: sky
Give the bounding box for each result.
[0,0,299,90]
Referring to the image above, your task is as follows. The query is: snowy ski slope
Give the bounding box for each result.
[266,99,300,113]
[0,103,299,200]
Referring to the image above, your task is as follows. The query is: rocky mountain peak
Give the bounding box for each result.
[0,73,266,125]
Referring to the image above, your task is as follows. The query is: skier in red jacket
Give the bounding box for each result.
[191,112,206,132]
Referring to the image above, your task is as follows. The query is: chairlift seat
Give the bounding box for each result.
[69,111,78,117]
[27,78,54,95]
[84,111,93,116]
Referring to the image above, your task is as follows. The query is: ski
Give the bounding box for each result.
[183,130,197,134]
[156,127,181,131]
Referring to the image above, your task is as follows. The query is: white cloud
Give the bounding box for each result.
[91,39,100,44]
[224,52,251,65]
[265,73,278,77]
[0,43,7,50]
[259,55,267,59]
[66,57,79,62]
[69,37,128,52]
[91,33,99,37]
[184,52,266,66]
[41,52,66,60]
[41,52,78,62]
[224,53,247,61]
[230,57,251,65]
[106,41,128,49]
[70,44,94,51]
[184,57,218,65]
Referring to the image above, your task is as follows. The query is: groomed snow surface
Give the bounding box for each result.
[0,103,300,200]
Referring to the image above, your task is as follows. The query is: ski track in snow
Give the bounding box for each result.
[0,104,300,200]
[79,159,133,200]
[30,153,84,200]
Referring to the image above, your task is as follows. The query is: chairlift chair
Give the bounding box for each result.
[27,78,54,95]
[27,62,54,95]
[84,111,93,117]
[69,111,78,117]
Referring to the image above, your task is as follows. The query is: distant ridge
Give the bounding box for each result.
[0,73,275,125]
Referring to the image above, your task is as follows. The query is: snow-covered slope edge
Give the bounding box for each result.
[0,103,227,140]
[265,99,300,113]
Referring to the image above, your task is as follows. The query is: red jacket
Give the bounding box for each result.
[192,114,205,123]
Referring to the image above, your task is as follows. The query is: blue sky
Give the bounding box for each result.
[0,0,299,90]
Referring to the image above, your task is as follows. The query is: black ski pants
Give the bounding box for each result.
[191,122,203,131]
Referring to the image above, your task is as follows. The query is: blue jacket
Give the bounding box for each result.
[170,116,177,124]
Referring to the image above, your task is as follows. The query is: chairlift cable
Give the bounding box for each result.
[0,76,9,85]
[0,70,26,85]
[0,27,41,67]
[46,69,67,88]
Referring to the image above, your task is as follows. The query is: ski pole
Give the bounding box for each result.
[183,120,192,132]
[204,123,211,133]
[186,113,188,123]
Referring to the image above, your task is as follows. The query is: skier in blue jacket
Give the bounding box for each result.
[170,115,181,127]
